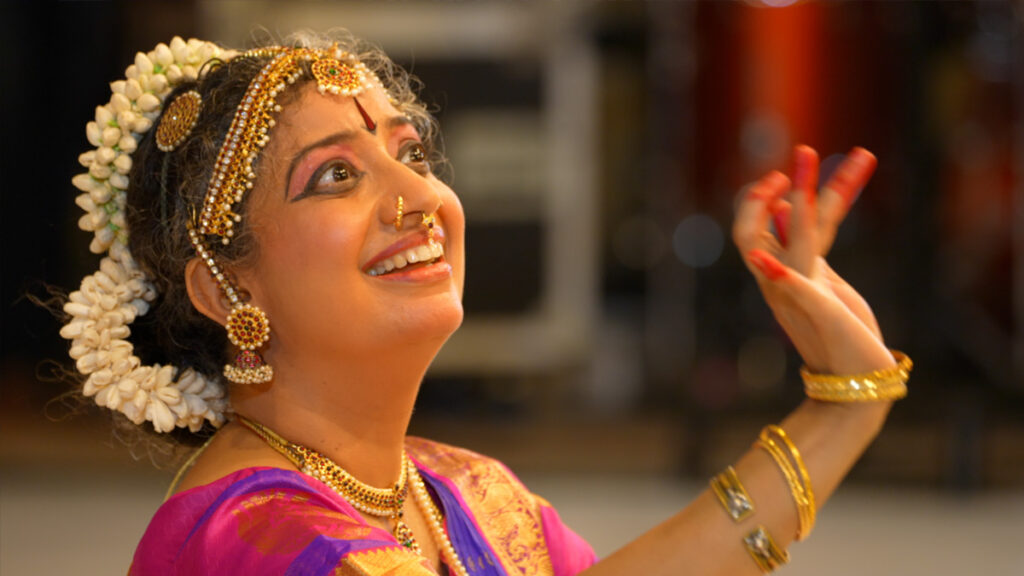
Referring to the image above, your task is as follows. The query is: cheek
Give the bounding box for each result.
[254,206,365,300]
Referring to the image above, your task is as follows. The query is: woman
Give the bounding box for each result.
[61,32,907,575]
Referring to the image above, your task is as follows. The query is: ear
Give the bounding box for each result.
[185,257,233,326]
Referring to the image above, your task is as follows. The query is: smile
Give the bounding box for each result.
[367,240,444,277]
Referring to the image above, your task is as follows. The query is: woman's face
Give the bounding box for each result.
[236,81,465,365]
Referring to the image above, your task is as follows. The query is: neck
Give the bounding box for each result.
[230,339,440,488]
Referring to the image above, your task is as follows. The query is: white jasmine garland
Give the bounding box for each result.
[62,38,236,433]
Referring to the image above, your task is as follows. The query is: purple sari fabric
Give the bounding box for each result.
[129,438,596,575]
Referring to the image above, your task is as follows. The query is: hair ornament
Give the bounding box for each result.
[155,90,203,152]
[64,37,391,433]
[62,38,234,433]
[196,48,377,245]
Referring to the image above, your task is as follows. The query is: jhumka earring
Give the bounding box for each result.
[394,195,405,230]
[186,225,274,385]
[222,302,273,385]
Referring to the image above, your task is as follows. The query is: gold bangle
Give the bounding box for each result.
[802,350,912,402]
[710,466,755,522]
[756,425,816,540]
[743,525,790,573]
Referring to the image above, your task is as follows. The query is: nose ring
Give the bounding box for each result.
[422,213,436,241]
[394,196,404,231]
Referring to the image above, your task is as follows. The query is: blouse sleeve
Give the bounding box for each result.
[535,495,598,576]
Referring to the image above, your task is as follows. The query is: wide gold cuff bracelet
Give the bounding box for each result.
[801,350,912,402]
[744,525,790,573]
[710,465,755,522]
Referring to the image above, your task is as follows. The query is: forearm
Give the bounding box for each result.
[580,399,891,576]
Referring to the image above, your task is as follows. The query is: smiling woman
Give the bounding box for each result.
[60,29,910,576]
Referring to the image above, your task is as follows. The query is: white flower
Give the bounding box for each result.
[134,52,154,76]
[65,38,230,433]
[148,74,168,94]
[154,43,173,68]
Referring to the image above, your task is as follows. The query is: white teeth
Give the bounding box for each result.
[414,245,432,262]
[367,242,445,276]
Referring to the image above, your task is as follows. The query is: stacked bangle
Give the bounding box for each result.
[802,350,912,402]
[744,525,790,573]
[710,466,756,522]
[756,425,816,541]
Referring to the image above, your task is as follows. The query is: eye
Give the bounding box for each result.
[318,163,352,186]
[400,142,430,174]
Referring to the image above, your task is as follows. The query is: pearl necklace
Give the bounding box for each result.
[236,416,469,575]
[406,458,470,576]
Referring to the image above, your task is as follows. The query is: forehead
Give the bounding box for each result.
[272,81,404,144]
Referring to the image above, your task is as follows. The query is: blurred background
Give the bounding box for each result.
[2,0,1022,574]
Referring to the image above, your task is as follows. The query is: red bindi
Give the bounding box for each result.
[353,97,376,134]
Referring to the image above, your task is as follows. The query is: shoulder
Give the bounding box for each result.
[406,438,597,575]
[405,436,526,490]
[130,467,401,576]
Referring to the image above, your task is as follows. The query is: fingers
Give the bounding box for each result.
[787,145,820,276]
[746,248,789,281]
[733,170,790,253]
[818,147,877,254]
[792,144,819,196]
[771,199,792,248]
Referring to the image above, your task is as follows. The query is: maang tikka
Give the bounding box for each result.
[170,46,380,385]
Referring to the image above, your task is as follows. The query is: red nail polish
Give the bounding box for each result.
[793,145,819,194]
[832,147,877,207]
[748,249,788,281]
[762,170,791,191]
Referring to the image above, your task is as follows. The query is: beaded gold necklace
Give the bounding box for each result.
[235,416,469,576]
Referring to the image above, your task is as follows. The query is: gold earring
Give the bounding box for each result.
[223,303,273,385]
[394,196,405,230]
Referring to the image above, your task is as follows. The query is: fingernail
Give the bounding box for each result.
[793,144,819,194]
[747,171,790,203]
[833,147,877,207]
[745,184,771,203]
[762,170,791,190]
[747,249,788,281]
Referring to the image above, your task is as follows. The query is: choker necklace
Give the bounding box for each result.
[235,415,469,576]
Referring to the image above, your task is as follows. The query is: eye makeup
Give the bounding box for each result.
[287,142,362,201]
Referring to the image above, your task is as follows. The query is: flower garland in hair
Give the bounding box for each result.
[61,38,235,433]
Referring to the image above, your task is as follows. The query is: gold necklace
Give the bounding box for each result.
[235,415,419,552]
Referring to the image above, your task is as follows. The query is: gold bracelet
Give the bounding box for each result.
[802,350,912,402]
[710,466,755,522]
[756,425,816,540]
[744,525,790,573]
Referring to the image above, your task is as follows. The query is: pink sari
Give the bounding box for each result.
[129,438,595,575]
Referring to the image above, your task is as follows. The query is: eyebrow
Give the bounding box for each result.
[282,115,417,199]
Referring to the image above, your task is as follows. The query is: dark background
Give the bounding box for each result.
[2,0,1021,494]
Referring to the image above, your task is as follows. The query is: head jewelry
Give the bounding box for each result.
[61,38,387,432]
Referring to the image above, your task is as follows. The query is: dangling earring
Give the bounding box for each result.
[223,302,273,385]
[187,219,273,385]
[394,195,405,231]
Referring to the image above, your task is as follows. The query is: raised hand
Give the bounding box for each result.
[732,146,894,375]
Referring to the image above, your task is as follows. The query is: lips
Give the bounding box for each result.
[363,226,448,278]
[367,241,444,276]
